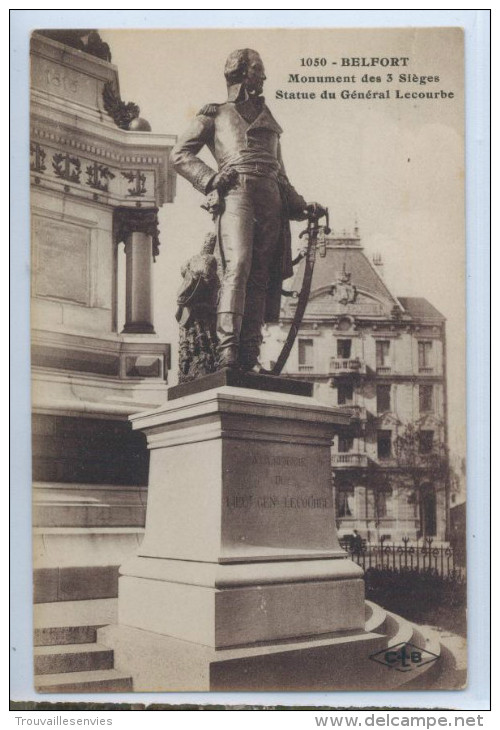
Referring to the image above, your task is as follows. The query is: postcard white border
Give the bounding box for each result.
[10,8,490,710]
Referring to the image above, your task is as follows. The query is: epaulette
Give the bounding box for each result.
[197,103,220,117]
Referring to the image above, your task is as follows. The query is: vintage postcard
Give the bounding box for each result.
[27,24,468,697]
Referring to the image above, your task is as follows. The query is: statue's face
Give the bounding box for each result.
[244,51,266,95]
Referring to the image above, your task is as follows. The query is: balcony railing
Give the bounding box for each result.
[298,364,314,372]
[419,366,434,374]
[376,366,392,374]
[329,357,365,375]
[331,453,368,468]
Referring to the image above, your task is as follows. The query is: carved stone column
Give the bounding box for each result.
[114,207,161,335]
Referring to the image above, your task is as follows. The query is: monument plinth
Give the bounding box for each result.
[99,380,385,690]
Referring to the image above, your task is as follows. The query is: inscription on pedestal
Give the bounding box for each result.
[225,494,330,510]
[31,59,96,108]
[222,442,337,557]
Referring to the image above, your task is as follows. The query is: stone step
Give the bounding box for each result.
[35,669,133,693]
[33,626,99,646]
[33,565,119,603]
[34,643,114,675]
[385,609,414,646]
[364,600,388,634]
[34,598,118,630]
[403,627,465,690]
[397,625,442,689]
[433,640,467,689]
[34,625,98,647]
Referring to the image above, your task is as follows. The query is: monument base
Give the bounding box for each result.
[103,382,372,691]
[117,555,365,648]
[98,622,385,692]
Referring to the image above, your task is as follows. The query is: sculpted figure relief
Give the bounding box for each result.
[171,48,325,373]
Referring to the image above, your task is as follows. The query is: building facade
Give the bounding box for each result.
[30,31,176,604]
[262,229,448,542]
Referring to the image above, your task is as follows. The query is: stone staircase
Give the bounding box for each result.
[33,599,465,693]
[34,599,132,693]
[363,600,466,690]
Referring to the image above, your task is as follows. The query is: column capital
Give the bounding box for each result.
[114,206,161,259]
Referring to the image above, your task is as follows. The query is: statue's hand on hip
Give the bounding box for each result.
[209,169,239,195]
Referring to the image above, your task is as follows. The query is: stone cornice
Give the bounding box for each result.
[30,108,176,163]
[31,32,118,80]
[30,101,176,207]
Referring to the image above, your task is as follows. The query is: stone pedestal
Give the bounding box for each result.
[100,380,384,690]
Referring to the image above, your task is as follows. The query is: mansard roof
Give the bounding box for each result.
[282,232,444,323]
[305,244,396,305]
[397,297,445,322]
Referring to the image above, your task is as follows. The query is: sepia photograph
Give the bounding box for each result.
[26,22,470,697]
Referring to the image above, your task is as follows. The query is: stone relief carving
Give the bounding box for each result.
[30,143,46,173]
[52,152,81,184]
[121,170,147,197]
[86,162,115,192]
[102,81,141,130]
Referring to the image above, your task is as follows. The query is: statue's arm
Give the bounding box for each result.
[277,141,308,221]
[171,115,218,195]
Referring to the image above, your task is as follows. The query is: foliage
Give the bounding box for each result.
[392,421,449,537]
[364,567,467,636]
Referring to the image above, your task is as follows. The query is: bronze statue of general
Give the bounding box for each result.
[172,48,325,371]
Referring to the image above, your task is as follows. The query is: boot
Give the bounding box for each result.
[239,316,264,372]
[217,312,242,370]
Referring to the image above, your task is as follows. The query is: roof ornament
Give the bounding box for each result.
[330,262,357,305]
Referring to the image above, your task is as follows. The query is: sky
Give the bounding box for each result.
[100,27,465,458]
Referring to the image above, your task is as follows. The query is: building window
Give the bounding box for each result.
[336,485,355,518]
[418,341,433,371]
[337,339,352,359]
[337,383,353,405]
[298,338,314,371]
[377,430,392,459]
[419,384,434,413]
[419,430,434,454]
[338,436,354,453]
[367,487,393,519]
[376,340,391,370]
[377,384,391,413]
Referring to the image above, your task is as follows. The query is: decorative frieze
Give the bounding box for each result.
[52,152,81,184]
[86,162,115,192]
[121,170,147,197]
[30,138,158,202]
[30,143,46,173]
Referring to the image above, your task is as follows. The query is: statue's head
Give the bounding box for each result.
[224,49,266,96]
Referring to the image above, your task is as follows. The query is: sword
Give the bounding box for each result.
[271,207,331,376]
